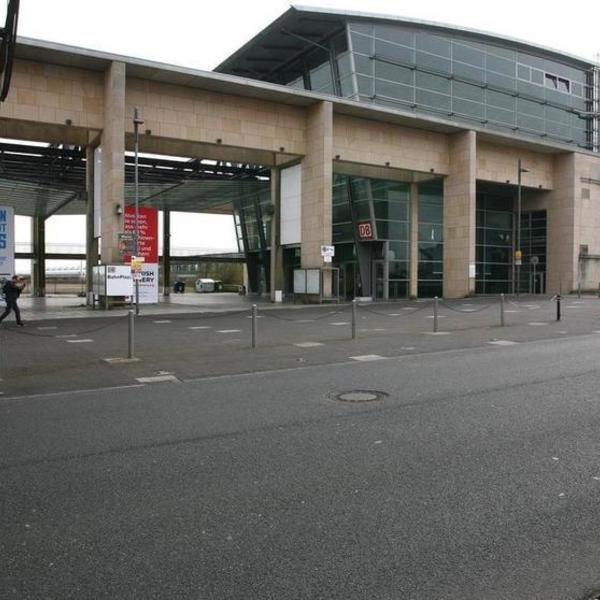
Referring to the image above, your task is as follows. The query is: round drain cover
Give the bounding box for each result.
[333,390,388,403]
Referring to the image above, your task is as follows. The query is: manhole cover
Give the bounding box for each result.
[332,390,388,403]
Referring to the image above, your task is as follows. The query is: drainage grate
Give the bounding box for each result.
[332,390,388,403]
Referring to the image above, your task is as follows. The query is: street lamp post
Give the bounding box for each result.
[133,107,144,315]
[516,159,529,297]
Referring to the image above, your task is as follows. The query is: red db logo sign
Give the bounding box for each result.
[357,221,373,240]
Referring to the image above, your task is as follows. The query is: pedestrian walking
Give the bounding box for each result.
[0,275,25,326]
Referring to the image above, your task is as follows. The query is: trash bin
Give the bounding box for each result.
[173,281,185,293]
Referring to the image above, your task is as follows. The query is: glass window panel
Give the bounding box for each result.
[546,106,571,124]
[418,262,443,279]
[375,78,414,102]
[416,33,451,57]
[377,220,409,240]
[519,53,546,70]
[452,61,485,83]
[418,281,443,297]
[375,39,414,64]
[310,62,333,91]
[530,69,544,85]
[416,71,450,94]
[354,54,373,76]
[389,261,409,279]
[339,75,356,98]
[485,246,511,263]
[375,59,414,85]
[452,43,485,67]
[389,281,409,298]
[487,90,515,110]
[453,98,485,119]
[388,241,409,261]
[416,89,450,111]
[486,54,515,76]
[332,222,355,243]
[418,242,443,261]
[517,98,544,117]
[453,81,484,102]
[485,211,512,229]
[356,74,374,96]
[416,51,451,74]
[517,80,544,99]
[336,52,352,79]
[374,24,414,47]
[486,106,514,126]
[332,204,351,223]
[418,223,443,242]
[419,198,443,223]
[374,200,408,221]
[351,32,374,55]
[517,64,530,80]
[517,113,545,133]
[349,21,373,36]
[486,71,516,91]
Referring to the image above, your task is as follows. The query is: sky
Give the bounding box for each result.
[9,0,600,265]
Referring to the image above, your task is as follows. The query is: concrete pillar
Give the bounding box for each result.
[443,130,477,298]
[546,153,577,294]
[85,145,99,304]
[270,167,284,301]
[100,61,126,264]
[162,209,171,296]
[301,101,333,298]
[32,216,45,297]
[409,182,419,298]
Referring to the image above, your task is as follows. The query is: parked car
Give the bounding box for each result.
[195,278,216,293]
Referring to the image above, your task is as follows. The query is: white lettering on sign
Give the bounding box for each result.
[357,221,373,240]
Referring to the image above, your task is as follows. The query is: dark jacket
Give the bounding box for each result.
[2,280,22,302]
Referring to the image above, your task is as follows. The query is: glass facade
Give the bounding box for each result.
[279,19,595,150]
[476,190,514,294]
[418,181,444,297]
[519,210,547,293]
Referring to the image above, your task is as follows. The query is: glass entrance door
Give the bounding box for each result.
[372,260,385,300]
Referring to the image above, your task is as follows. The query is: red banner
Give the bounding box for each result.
[123,206,158,263]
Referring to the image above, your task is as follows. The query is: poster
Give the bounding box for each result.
[137,263,159,304]
[0,206,15,279]
[123,206,158,263]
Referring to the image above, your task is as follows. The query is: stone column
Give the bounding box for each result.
[301,101,333,299]
[100,61,126,264]
[269,167,284,301]
[32,216,45,297]
[162,209,171,296]
[85,145,99,304]
[545,153,577,294]
[409,182,419,298]
[443,130,477,298]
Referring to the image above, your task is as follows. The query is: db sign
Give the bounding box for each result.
[357,221,374,240]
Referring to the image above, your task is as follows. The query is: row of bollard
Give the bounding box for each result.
[125,295,564,356]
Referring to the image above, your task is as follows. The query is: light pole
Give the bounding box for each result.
[516,159,529,297]
[133,107,144,315]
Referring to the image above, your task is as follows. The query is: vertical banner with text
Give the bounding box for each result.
[0,206,15,279]
[124,207,159,303]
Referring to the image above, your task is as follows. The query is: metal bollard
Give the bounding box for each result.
[556,294,561,322]
[433,296,439,333]
[351,299,357,340]
[251,304,257,348]
[500,293,505,327]
[128,310,135,359]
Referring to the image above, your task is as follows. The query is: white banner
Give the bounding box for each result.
[137,263,159,304]
[0,206,15,279]
[93,146,102,238]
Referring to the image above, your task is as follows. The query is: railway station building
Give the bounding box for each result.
[1,6,599,301]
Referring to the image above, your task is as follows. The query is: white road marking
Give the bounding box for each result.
[374,440,383,445]
[153,320,172,324]
[37,326,57,330]
[349,354,385,362]
[388,313,402,316]
[66,339,94,343]
[425,315,446,319]
[295,319,315,323]
[56,334,77,338]
[528,322,548,326]
[188,326,211,330]
[103,357,141,364]
[400,346,416,351]
[593,476,600,481]
[136,375,179,383]
[488,340,519,346]
[505,310,520,313]
[423,331,451,335]
[329,322,350,326]
[558,493,566,498]
[552,457,560,461]
[217,329,242,333]
[246,315,264,319]
[294,342,324,348]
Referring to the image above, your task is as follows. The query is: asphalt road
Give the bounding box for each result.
[2,332,600,599]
